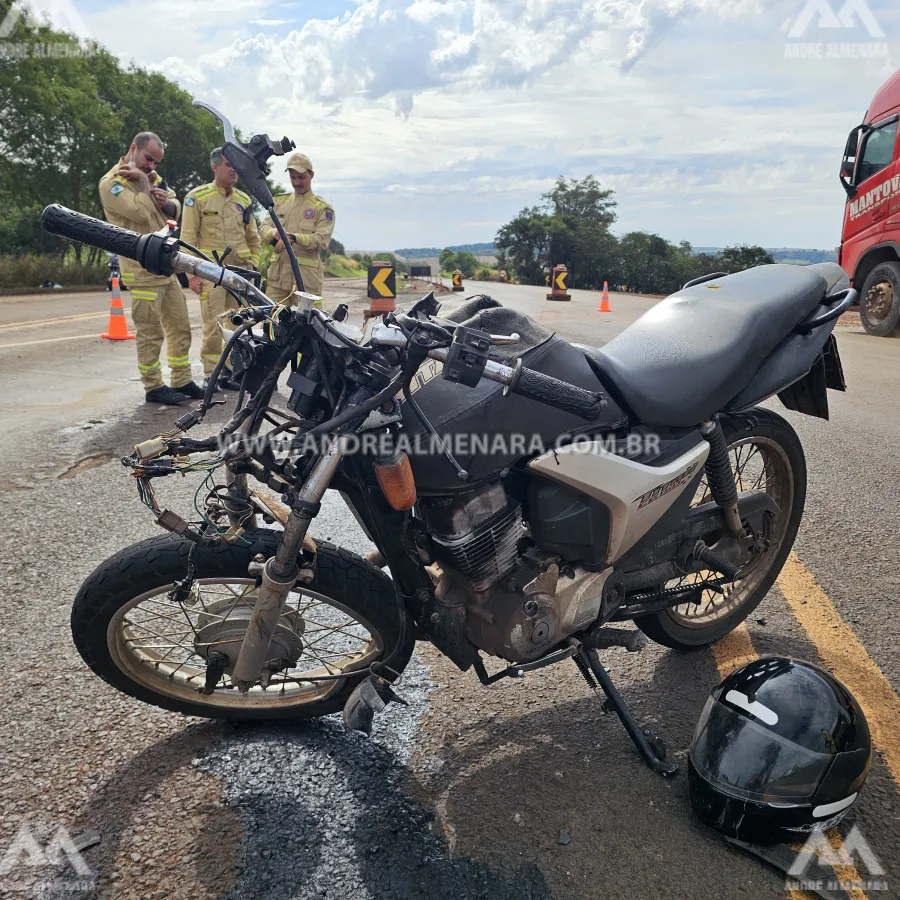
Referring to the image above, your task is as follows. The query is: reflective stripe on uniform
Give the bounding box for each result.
[297,257,320,267]
[138,361,162,374]
[201,353,221,363]
[131,289,159,302]
[120,271,136,285]
[168,355,190,367]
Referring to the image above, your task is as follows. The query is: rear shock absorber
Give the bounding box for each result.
[700,418,743,538]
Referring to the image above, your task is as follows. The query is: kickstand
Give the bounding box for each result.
[574,648,678,777]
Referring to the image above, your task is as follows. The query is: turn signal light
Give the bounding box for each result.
[375,452,417,511]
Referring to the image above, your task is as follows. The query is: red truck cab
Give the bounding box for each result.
[839,69,900,335]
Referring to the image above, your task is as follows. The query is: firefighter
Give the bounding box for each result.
[98,132,203,404]
[260,153,335,306]
[181,148,261,389]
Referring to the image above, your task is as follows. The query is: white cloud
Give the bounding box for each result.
[81,0,900,249]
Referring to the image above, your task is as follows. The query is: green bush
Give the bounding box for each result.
[474,267,499,282]
[0,255,106,289]
[326,255,367,278]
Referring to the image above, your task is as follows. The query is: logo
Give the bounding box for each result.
[304,208,316,219]
[0,1,96,59]
[0,0,92,40]
[786,0,884,39]
[325,208,334,222]
[786,826,889,893]
[0,823,96,893]
[185,196,195,207]
[634,462,699,511]
[110,183,125,197]
[783,0,889,61]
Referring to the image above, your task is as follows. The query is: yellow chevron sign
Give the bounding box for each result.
[452,272,462,287]
[368,264,396,299]
[554,270,567,291]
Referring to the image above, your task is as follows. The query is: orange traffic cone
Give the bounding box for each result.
[102,275,135,340]
[598,281,611,313]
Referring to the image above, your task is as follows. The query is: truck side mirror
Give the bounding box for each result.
[841,160,854,179]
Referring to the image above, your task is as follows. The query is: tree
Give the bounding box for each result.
[543,175,617,229]
[719,245,775,273]
[455,250,477,278]
[438,248,457,272]
[330,238,345,256]
[618,232,679,295]
[0,3,247,261]
[495,207,553,286]
[495,177,618,289]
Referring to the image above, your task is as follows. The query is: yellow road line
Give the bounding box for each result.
[712,625,868,900]
[777,552,900,788]
[0,309,127,333]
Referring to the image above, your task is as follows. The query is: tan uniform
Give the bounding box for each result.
[260,190,335,304]
[181,183,262,375]
[98,158,190,391]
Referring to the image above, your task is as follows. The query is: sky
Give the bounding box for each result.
[23,0,900,251]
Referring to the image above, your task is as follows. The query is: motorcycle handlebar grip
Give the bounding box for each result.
[512,366,607,420]
[42,205,142,262]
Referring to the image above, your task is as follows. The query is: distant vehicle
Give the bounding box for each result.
[839,69,900,336]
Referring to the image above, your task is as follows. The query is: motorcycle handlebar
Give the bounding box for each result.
[42,204,143,261]
[42,204,273,307]
[425,347,607,421]
[509,364,607,420]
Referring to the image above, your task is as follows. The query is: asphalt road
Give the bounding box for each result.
[0,277,897,900]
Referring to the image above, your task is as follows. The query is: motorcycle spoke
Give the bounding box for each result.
[110,578,382,705]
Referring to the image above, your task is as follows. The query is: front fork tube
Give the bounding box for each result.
[230,435,351,691]
[700,418,743,538]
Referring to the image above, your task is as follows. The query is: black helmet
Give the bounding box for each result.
[688,657,871,843]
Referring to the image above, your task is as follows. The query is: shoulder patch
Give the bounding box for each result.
[110,184,125,197]
[325,208,334,222]
[185,196,195,207]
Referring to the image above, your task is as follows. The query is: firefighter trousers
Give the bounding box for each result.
[124,274,192,391]
[199,284,239,376]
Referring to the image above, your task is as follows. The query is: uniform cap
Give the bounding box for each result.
[286,153,313,174]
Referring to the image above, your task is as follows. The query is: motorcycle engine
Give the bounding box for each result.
[419,484,610,663]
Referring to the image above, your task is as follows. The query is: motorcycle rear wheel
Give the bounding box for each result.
[71,531,414,720]
[634,408,806,650]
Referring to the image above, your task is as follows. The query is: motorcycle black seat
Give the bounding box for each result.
[582,264,830,427]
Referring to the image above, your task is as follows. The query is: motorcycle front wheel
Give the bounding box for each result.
[71,531,414,720]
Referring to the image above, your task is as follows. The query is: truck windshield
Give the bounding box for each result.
[857,119,898,184]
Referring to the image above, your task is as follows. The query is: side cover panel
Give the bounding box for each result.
[528,441,710,563]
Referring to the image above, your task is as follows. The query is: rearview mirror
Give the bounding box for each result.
[841,160,855,179]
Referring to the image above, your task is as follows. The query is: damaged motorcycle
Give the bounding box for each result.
[42,102,853,775]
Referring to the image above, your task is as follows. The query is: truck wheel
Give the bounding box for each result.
[859,262,900,336]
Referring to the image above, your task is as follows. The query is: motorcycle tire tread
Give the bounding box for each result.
[71,530,415,721]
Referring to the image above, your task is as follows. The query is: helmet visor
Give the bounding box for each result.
[690,698,832,804]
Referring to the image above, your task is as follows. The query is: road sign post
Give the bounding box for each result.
[547,264,571,301]
[452,269,464,292]
[365,261,397,321]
